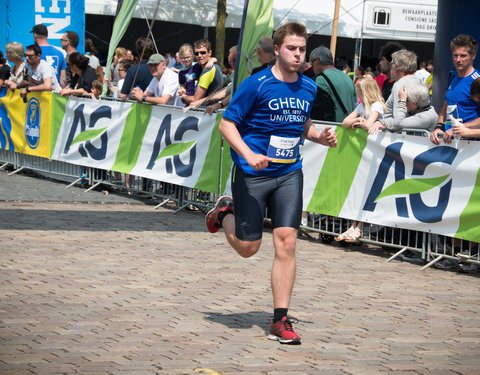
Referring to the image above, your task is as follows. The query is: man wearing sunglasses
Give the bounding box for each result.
[179,39,223,106]
[6,44,60,98]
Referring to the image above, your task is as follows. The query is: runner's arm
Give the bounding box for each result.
[219,117,272,171]
[303,119,337,147]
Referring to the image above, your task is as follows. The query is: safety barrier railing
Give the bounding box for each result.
[1,120,478,273]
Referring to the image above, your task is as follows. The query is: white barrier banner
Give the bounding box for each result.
[52,97,131,170]
[302,126,480,243]
[51,98,222,192]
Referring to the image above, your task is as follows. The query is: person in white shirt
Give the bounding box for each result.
[415,61,431,83]
[131,54,181,106]
[6,44,60,98]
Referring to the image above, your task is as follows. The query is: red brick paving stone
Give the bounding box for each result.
[1,202,480,374]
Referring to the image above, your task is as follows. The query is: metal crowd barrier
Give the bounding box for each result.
[1,124,478,273]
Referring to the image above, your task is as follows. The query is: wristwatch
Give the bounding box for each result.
[142,95,147,102]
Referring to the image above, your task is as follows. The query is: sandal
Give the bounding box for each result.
[345,228,362,243]
[335,227,354,242]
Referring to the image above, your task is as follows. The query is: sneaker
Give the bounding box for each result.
[205,195,234,233]
[268,317,301,345]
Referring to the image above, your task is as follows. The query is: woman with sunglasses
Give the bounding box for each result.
[60,52,97,97]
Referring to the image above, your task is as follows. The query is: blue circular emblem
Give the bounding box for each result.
[25,97,41,149]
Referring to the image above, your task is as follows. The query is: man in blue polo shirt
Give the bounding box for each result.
[31,24,67,88]
[205,22,337,345]
[430,34,480,145]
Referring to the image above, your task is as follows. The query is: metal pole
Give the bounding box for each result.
[330,0,341,60]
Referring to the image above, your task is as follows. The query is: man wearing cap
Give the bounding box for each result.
[131,54,181,106]
[31,24,67,88]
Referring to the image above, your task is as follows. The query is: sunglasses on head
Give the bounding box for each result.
[194,51,207,56]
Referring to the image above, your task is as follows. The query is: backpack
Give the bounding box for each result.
[310,86,336,122]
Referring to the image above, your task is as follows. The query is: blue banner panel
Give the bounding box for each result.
[1,1,85,54]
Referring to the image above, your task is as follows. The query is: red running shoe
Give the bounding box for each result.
[268,316,301,344]
[205,195,234,233]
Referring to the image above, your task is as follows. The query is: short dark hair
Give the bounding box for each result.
[450,34,478,56]
[26,44,42,56]
[379,41,404,62]
[31,24,48,37]
[135,37,155,59]
[91,80,103,92]
[193,39,212,51]
[65,31,79,48]
[118,59,134,71]
[68,52,90,70]
[0,50,6,65]
[273,22,307,48]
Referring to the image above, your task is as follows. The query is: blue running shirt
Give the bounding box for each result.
[223,67,316,176]
[445,69,480,129]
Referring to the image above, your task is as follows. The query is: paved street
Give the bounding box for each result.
[0,171,479,374]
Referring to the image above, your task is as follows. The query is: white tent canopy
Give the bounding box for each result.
[85,0,437,42]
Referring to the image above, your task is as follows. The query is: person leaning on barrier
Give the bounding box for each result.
[179,39,224,106]
[131,54,181,106]
[6,44,60,99]
[118,37,155,99]
[60,52,97,97]
[452,77,480,138]
[382,49,421,118]
[372,84,437,133]
[4,42,25,86]
[431,34,480,145]
[109,59,133,98]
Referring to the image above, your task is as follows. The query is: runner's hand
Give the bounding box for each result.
[246,153,272,171]
[320,126,337,148]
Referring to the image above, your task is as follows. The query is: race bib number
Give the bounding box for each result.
[267,136,300,163]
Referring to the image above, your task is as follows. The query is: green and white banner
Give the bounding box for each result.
[302,125,480,243]
[51,97,222,192]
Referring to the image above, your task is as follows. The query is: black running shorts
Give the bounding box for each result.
[231,166,303,242]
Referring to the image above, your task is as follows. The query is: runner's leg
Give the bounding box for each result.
[222,215,261,258]
[271,227,297,308]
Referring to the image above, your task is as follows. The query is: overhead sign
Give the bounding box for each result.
[363,1,437,41]
[0,1,85,54]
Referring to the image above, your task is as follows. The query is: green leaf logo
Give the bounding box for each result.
[155,140,197,161]
[375,174,450,202]
[71,127,107,145]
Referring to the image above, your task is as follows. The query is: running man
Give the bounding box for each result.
[205,22,337,345]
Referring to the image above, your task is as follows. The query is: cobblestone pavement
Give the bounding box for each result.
[0,174,479,374]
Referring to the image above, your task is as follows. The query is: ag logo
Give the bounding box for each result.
[147,114,198,177]
[25,97,40,149]
[64,104,111,160]
[363,143,458,223]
